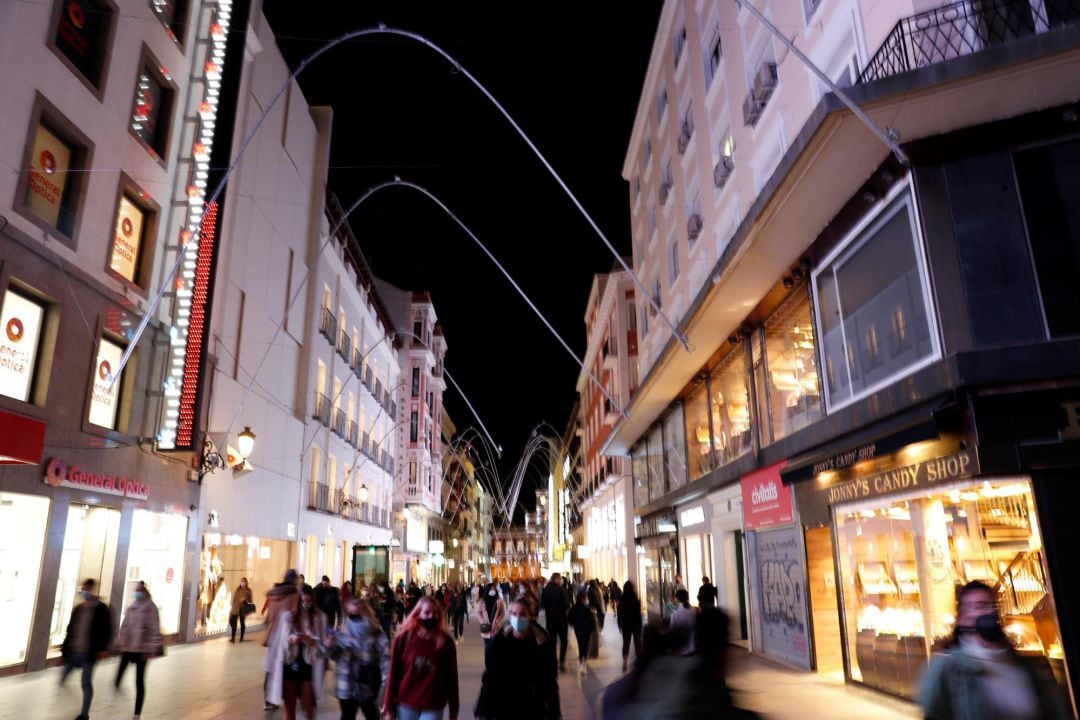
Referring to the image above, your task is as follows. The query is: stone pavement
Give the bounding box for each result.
[0,608,917,720]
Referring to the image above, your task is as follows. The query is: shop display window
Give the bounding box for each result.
[122,510,187,634]
[709,346,752,465]
[647,426,665,502]
[662,406,687,492]
[684,380,715,480]
[50,504,120,654]
[834,477,1064,699]
[197,533,294,637]
[760,291,823,444]
[0,492,50,668]
[813,187,937,409]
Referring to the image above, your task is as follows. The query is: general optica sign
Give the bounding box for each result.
[43,457,150,500]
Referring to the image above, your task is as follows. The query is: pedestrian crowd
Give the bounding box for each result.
[56,570,1070,720]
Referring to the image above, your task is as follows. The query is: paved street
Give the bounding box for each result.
[1,608,917,720]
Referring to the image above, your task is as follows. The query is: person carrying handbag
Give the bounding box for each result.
[327,595,390,720]
[230,577,254,643]
[114,581,163,720]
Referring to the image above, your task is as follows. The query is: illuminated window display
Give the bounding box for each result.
[647,426,664,501]
[122,510,187,634]
[684,381,714,480]
[835,477,1063,699]
[760,292,822,444]
[709,348,752,465]
[632,441,649,509]
[49,504,121,653]
[662,407,687,492]
[0,492,50,668]
[197,533,294,637]
[0,289,46,403]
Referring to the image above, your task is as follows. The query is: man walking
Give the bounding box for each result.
[61,578,113,720]
[541,572,570,671]
[697,576,719,610]
[314,575,342,628]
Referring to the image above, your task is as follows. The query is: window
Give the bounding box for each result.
[412,321,422,343]
[644,139,653,167]
[130,59,175,158]
[411,367,420,397]
[656,87,668,124]
[408,461,417,485]
[410,411,418,443]
[653,277,662,310]
[707,30,723,87]
[813,187,937,409]
[647,426,665,501]
[759,291,823,445]
[669,235,680,284]
[709,345,752,466]
[108,189,155,287]
[51,0,115,90]
[648,207,657,239]
[684,379,714,481]
[0,289,47,403]
[148,0,189,44]
[88,336,126,429]
[628,301,637,332]
[673,26,688,68]
[687,192,702,248]
[663,159,674,190]
[632,176,641,200]
[662,407,687,493]
[19,115,89,240]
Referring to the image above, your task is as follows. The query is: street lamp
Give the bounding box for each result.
[358,484,370,504]
[237,426,256,459]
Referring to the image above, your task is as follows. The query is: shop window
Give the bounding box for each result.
[662,406,687,492]
[0,288,48,403]
[0,492,50,668]
[50,0,116,91]
[121,510,187,634]
[834,477,1062,699]
[19,113,90,241]
[130,58,175,159]
[709,345,752,466]
[684,380,715,481]
[647,426,665,502]
[87,335,128,430]
[813,187,937,409]
[759,290,823,445]
[197,534,295,637]
[409,411,418,443]
[631,441,649,508]
[148,0,188,45]
[108,187,157,288]
[50,504,121,653]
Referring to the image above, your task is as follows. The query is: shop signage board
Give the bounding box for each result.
[26,126,72,228]
[0,290,45,403]
[43,457,151,500]
[749,525,811,669]
[819,448,978,505]
[741,461,793,530]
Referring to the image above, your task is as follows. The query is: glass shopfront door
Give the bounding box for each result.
[0,492,50,667]
[122,510,188,634]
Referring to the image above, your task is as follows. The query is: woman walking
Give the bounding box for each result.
[327,595,389,720]
[114,581,162,720]
[616,581,643,673]
[567,590,597,675]
[476,582,505,650]
[450,586,468,644]
[382,596,459,720]
[266,586,327,720]
[474,597,560,720]
[230,577,253,643]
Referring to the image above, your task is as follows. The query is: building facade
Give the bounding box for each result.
[605,0,1080,708]
[0,0,231,672]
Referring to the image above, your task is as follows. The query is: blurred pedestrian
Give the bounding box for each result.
[919,581,1070,720]
[616,581,643,673]
[382,596,459,720]
[327,595,389,720]
[608,579,622,617]
[568,590,597,674]
[113,581,163,720]
[540,573,570,671]
[297,574,314,594]
[60,578,113,720]
[696,577,718,610]
[669,589,698,655]
[316,575,342,628]
[266,585,327,720]
[588,580,606,631]
[450,586,468,644]
[342,580,355,603]
[474,598,560,720]
[230,577,253,643]
[262,569,301,711]
[477,582,506,650]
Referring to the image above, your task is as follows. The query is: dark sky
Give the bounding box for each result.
[262,3,663,493]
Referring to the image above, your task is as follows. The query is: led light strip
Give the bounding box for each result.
[158,0,232,450]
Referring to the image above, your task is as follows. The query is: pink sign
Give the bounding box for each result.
[741,461,793,530]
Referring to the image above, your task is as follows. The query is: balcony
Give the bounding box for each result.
[603,397,619,425]
[360,431,372,458]
[319,307,337,344]
[859,0,1080,84]
[352,348,364,376]
[313,393,331,426]
[602,339,618,369]
[347,420,359,447]
[373,379,384,403]
[332,408,347,437]
[337,330,352,363]
[363,366,374,392]
[308,481,330,511]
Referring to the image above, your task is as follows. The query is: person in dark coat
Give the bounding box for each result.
[697,577,718,610]
[587,580,606,631]
[314,575,342,628]
[608,579,622,616]
[568,591,597,674]
[61,578,113,720]
[474,598,560,719]
[616,581,643,673]
[540,573,570,671]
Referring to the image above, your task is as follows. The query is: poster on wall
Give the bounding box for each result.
[0,290,44,402]
[750,526,811,669]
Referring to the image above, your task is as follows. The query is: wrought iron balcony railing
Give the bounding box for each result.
[313,393,331,426]
[859,0,1080,84]
[319,307,337,343]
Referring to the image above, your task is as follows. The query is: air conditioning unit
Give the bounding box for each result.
[658,182,672,205]
[742,92,765,127]
[687,214,704,240]
[713,155,735,188]
[676,121,693,154]
[753,61,779,104]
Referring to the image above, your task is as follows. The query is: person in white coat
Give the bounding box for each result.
[114,581,162,720]
[265,585,327,720]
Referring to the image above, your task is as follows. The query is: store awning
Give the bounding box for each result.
[0,410,46,465]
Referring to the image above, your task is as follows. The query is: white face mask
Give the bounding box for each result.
[488,590,496,597]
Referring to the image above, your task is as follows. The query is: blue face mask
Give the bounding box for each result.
[133,591,145,601]
[509,615,529,634]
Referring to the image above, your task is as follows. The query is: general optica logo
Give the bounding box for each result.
[45,457,67,486]
[98,359,111,380]
[67,0,86,29]
[40,150,57,174]
[5,317,24,343]
[122,217,133,237]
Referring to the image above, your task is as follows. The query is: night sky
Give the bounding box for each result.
[262,3,663,495]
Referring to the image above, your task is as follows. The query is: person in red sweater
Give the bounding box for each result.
[381,596,459,720]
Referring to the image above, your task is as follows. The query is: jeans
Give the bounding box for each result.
[229,612,246,641]
[61,651,96,718]
[116,652,147,714]
[395,704,444,720]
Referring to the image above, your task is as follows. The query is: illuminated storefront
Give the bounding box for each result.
[196,533,294,637]
[0,492,50,668]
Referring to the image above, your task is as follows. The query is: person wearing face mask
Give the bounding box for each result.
[474,598,560,720]
[919,581,1070,720]
[60,578,113,720]
[382,596,459,720]
[229,577,254,643]
[477,582,506,650]
[266,586,328,720]
[327,596,390,720]
[113,581,162,720]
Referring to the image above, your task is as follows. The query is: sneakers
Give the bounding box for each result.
[579,662,587,675]
[263,703,278,711]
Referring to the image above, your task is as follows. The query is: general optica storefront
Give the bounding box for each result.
[791,436,1072,701]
